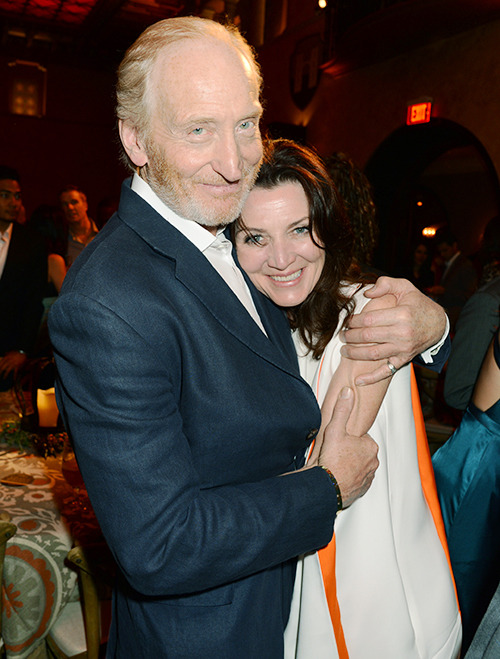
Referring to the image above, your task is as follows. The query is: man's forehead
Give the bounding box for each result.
[154,37,258,94]
[158,35,244,64]
[0,179,21,192]
[150,38,261,126]
[61,190,83,200]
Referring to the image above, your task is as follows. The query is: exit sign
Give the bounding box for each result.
[407,101,432,125]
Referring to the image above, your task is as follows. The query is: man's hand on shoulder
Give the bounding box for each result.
[340,277,447,385]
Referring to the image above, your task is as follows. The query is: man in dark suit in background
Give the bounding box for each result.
[444,217,500,410]
[444,275,500,410]
[0,166,47,390]
[428,227,477,331]
[49,18,450,657]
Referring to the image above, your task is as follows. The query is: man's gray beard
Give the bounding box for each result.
[142,157,259,229]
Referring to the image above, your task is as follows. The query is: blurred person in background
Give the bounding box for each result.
[427,227,477,332]
[0,166,46,389]
[28,204,67,295]
[433,327,500,653]
[95,195,119,230]
[324,152,382,277]
[27,204,68,358]
[444,216,500,410]
[59,184,98,267]
[400,241,435,292]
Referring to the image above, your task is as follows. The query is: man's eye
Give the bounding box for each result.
[191,127,205,136]
[239,120,259,135]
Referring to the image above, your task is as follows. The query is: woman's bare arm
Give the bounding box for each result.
[472,332,500,412]
[48,253,67,293]
[309,293,396,463]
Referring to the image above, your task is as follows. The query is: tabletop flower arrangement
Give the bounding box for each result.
[0,420,68,457]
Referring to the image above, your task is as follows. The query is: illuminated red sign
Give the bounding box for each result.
[407,101,432,125]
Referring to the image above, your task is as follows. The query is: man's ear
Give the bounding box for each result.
[119,120,149,167]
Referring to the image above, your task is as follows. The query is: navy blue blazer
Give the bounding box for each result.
[49,181,337,658]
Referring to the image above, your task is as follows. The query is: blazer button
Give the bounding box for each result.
[306,428,319,441]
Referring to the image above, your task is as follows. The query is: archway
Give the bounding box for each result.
[365,119,500,275]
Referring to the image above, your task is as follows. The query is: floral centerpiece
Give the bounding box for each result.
[0,420,67,457]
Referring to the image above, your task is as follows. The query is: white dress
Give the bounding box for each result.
[285,286,462,659]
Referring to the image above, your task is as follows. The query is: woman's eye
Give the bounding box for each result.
[294,226,309,235]
[244,234,263,245]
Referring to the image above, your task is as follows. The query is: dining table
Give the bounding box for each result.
[0,390,101,659]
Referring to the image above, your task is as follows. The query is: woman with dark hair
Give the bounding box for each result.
[27,204,68,356]
[234,139,461,659]
[403,242,435,292]
[323,151,380,276]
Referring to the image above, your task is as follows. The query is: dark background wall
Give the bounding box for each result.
[1,59,126,221]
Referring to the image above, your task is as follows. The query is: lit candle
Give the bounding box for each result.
[37,388,59,428]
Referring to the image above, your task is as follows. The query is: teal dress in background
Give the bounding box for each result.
[432,333,500,653]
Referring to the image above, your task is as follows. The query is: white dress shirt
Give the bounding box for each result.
[441,250,461,280]
[0,223,13,280]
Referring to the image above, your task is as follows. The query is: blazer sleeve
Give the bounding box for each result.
[413,335,451,372]
[49,292,337,597]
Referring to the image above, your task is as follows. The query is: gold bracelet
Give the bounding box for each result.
[321,466,343,511]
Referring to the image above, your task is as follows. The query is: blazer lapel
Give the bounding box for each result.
[118,182,301,379]
[238,256,301,376]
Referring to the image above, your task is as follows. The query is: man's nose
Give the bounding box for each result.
[211,133,243,182]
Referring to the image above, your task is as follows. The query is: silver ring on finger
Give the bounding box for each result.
[387,360,397,376]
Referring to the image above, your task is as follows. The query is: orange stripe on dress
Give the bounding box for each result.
[314,351,350,658]
[410,365,460,608]
[318,536,349,658]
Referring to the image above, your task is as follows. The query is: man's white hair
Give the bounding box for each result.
[116,16,262,172]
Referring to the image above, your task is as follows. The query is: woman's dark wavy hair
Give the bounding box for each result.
[243,138,359,359]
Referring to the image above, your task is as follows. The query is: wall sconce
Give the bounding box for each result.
[7,60,47,118]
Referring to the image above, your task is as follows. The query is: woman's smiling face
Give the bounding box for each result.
[235,181,325,307]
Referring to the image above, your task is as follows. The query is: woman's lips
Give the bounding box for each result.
[269,268,303,283]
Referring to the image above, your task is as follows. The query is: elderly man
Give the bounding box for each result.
[59,184,99,267]
[0,166,46,390]
[49,18,448,657]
